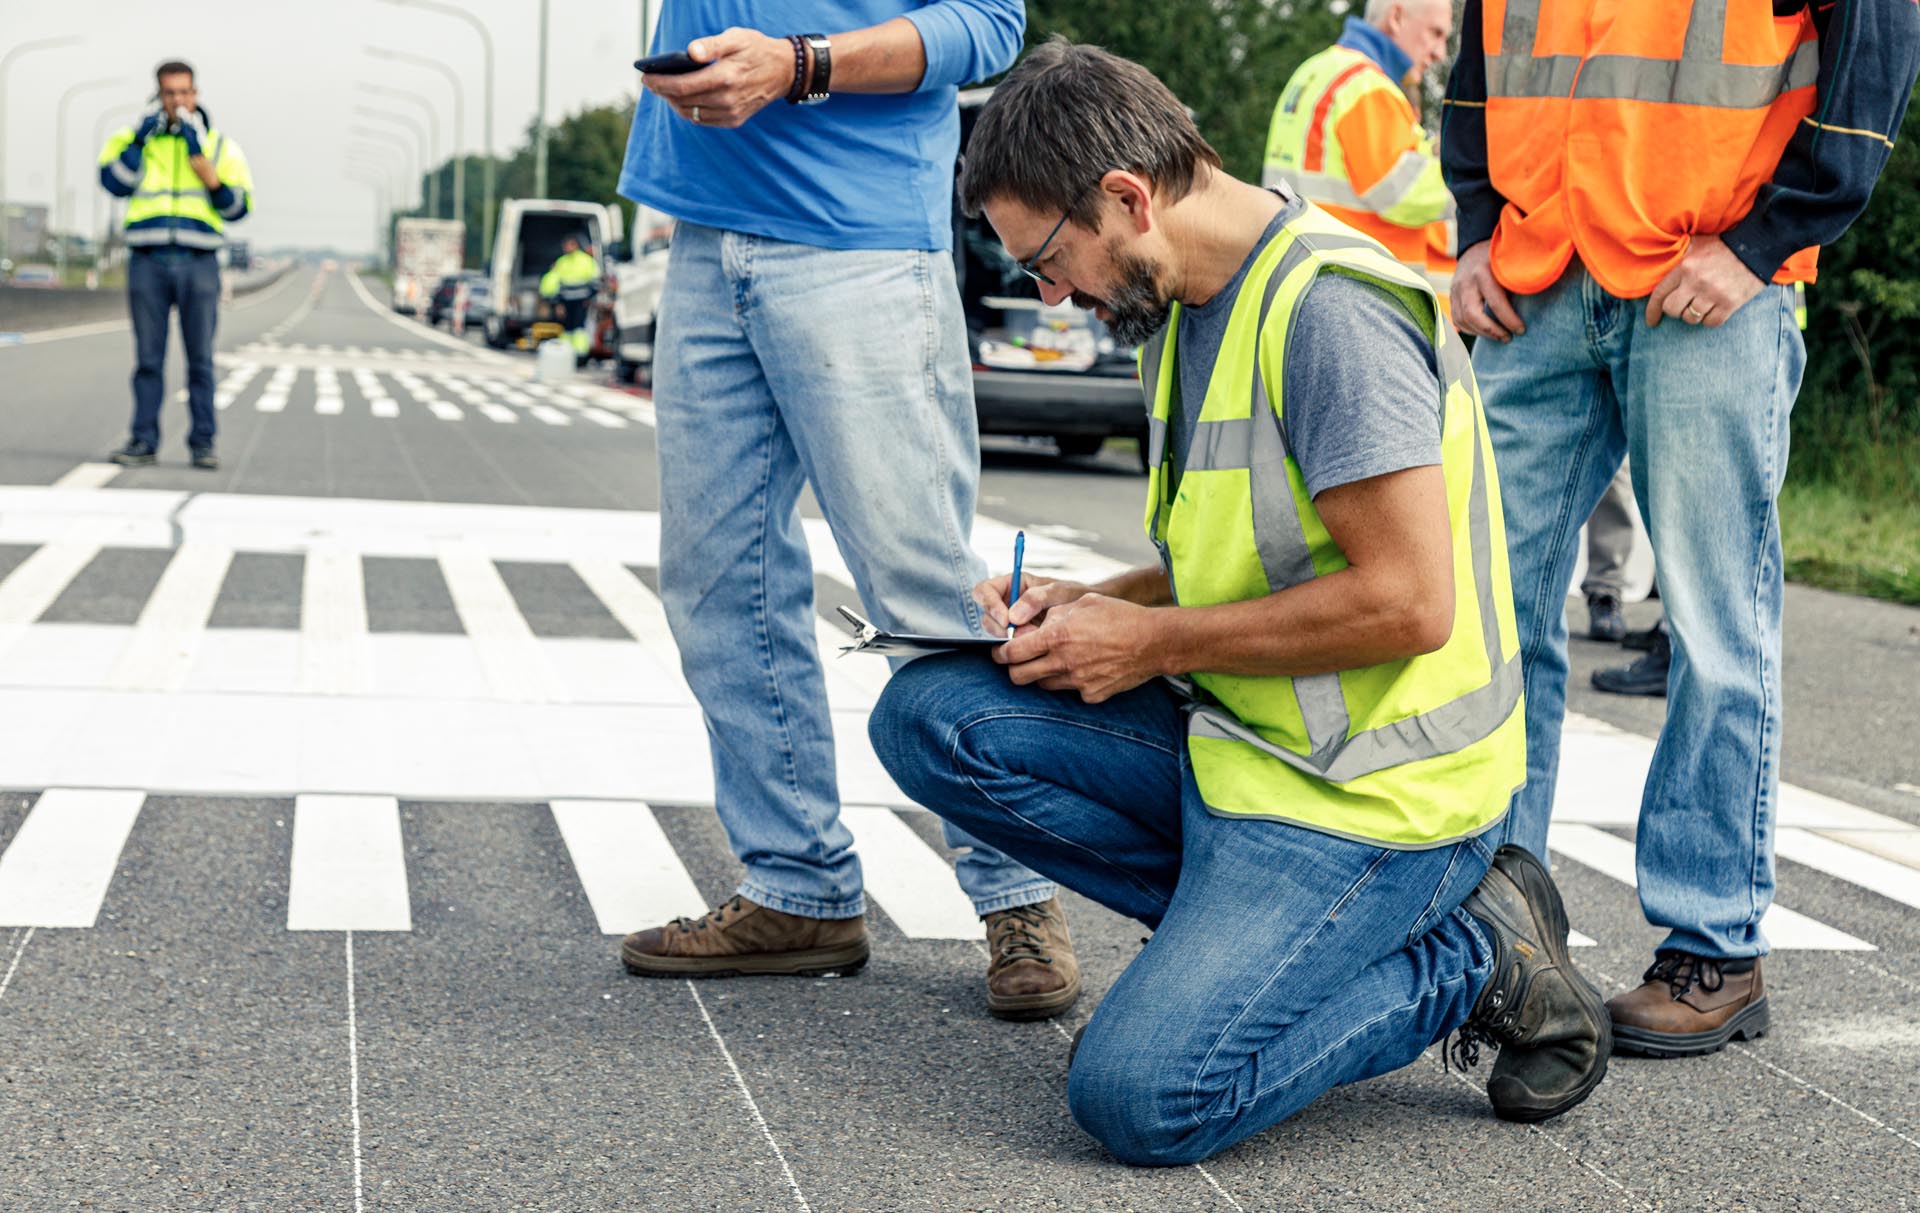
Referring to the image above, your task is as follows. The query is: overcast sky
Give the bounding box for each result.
[3,0,662,254]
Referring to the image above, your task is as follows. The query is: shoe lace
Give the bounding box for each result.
[987,904,1054,967]
[1444,1021,1500,1074]
[670,895,744,935]
[1645,951,1723,1000]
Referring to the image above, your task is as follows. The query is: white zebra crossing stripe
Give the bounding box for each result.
[288,794,411,932]
[579,407,628,429]
[437,544,565,704]
[301,546,370,695]
[569,559,693,702]
[551,799,709,934]
[50,463,120,490]
[1546,823,1875,951]
[0,789,145,928]
[477,402,518,424]
[0,527,107,663]
[1775,828,1920,913]
[108,541,235,692]
[529,404,571,426]
[841,806,983,940]
[426,398,464,421]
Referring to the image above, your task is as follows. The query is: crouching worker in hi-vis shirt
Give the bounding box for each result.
[867,39,1611,1165]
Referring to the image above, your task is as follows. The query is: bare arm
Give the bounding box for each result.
[644,19,929,128]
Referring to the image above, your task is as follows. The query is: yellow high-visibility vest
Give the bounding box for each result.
[99,123,253,250]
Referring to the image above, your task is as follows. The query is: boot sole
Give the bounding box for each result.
[621,937,870,979]
[1611,997,1769,1059]
[110,456,156,467]
[1489,849,1613,1123]
[987,976,1083,1022]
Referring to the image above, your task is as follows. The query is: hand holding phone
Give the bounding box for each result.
[634,51,704,75]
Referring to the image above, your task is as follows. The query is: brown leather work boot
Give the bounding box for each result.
[1608,952,1768,1058]
[984,898,1081,1021]
[621,894,869,979]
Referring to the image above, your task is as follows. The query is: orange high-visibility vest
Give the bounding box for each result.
[1482,0,1820,298]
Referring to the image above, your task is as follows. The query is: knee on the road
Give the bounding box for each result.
[1067,1021,1225,1167]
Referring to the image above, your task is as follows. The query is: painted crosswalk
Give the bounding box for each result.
[201,358,649,427]
[0,486,1912,952]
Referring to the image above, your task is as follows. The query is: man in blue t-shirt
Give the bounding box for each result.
[616,2,1081,1023]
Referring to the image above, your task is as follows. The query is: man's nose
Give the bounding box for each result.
[1038,279,1074,308]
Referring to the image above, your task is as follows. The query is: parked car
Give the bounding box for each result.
[956,89,1147,468]
[7,265,58,288]
[427,271,491,327]
[604,215,673,385]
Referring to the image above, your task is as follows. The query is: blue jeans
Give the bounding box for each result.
[1473,265,1806,960]
[652,221,1054,919]
[870,654,1494,1165]
[128,248,221,450]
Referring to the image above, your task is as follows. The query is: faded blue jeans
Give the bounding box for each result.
[870,654,1495,1165]
[1473,263,1806,960]
[652,221,1055,920]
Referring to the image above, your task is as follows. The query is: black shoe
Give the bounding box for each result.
[189,447,219,470]
[1585,593,1627,642]
[1621,618,1667,651]
[1592,629,1670,696]
[1455,845,1611,1122]
[109,441,156,467]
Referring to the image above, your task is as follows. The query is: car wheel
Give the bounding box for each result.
[1055,434,1106,459]
[484,317,509,349]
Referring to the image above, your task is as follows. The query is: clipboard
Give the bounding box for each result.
[834,605,1008,658]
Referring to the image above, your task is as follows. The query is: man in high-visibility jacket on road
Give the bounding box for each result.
[539,236,600,359]
[870,40,1611,1165]
[98,60,253,470]
[1264,0,1456,302]
[1443,0,1920,1060]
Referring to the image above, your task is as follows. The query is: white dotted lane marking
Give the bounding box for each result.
[0,927,35,1006]
[1732,1044,1920,1152]
[687,981,813,1213]
[345,931,368,1213]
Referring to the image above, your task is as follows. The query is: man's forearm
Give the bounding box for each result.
[1151,565,1452,681]
[821,17,928,93]
[1092,565,1174,608]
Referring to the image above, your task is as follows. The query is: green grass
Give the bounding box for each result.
[1779,476,1920,606]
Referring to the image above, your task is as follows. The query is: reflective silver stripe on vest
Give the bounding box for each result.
[125,226,223,249]
[1488,0,1817,109]
[107,158,140,187]
[1186,241,1519,783]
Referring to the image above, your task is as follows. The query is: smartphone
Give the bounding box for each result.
[634,51,704,75]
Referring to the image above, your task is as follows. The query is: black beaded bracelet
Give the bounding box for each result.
[784,34,809,103]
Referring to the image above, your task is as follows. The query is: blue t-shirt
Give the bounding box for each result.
[620,1,1025,252]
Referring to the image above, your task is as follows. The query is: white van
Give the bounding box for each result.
[483,198,624,350]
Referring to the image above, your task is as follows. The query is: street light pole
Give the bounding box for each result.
[348,127,419,211]
[535,0,551,198]
[353,105,437,217]
[346,171,390,260]
[1,35,83,265]
[55,76,131,285]
[91,104,129,273]
[376,0,495,263]
[360,49,466,238]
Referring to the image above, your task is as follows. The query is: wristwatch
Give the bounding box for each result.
[797,33,832,105]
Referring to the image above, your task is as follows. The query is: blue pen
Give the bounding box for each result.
[1007,530,1025,639]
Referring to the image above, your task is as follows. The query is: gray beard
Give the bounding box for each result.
[1082,246,1170,348]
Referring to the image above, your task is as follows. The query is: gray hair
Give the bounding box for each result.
[959,37,1221,228]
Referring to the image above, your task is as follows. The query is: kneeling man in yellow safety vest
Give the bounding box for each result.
[1263,0,1457,306]
[868,40,1610,1166]
[540,237,600,357]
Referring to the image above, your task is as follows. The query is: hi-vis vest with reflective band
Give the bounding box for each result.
[1138,202,1524,848]
[540,249,600,302]
[1263,45,1457,299]
[99,126,251,251]
[1482,0,1820,298]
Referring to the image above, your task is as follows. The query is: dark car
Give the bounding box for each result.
[957,89,1147,468]
[427,271,491,327]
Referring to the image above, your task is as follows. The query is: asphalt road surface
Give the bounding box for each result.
[0,264,1916,1212]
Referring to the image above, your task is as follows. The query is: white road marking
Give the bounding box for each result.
[528,404,570,426]
[687,982,814,1213]
[578,406,628,429]
[50,463,120,490]
[287,794,411,931]
[300,546,370,695]
[0,788,145,928]
[344,933,368,1213]
[476,402,517,424]
[0,927,33,1004]
[1814,828,1920,870]
[567,559,693,700]
[551,799,708,934]
[107,542,234,691]
[1546,823,1874,951]
[425,398,464,421]
[0,528,106,663]
[841,805,982,939]
[436,544,565,704]
[1776,828,1920,912]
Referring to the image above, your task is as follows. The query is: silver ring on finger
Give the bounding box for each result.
[691,105,701,123]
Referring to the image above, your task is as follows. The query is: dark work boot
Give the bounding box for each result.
[1592,627,1670,696]
[1608,953,1768,1058]
[1455,845,1612,1122]
[1585,592,1627,642]
[190,446,219,470]
[109,440,156,467]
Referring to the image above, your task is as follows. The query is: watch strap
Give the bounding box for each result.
[800,34,831,104]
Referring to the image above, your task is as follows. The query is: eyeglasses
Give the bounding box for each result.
[1017,210,1073,287]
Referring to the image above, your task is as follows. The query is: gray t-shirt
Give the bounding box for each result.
[1171,215,1442,501]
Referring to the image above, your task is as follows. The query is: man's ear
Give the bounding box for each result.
[1099,169,1157,237]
